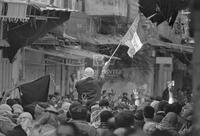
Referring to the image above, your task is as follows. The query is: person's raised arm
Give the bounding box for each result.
[100,61,111,79]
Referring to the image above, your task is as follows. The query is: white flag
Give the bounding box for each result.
[121,15,143,58]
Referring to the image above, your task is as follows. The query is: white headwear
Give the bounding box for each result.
[61,102,71,113]
[18,112,33,135]
[19,112,33,121]
[83,67,95,78]
[0,104,12,115]
[12,104,23,114]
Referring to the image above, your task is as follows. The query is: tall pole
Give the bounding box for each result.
[107,41,122,63]
[0,19,3,50]
[192,0,200,135]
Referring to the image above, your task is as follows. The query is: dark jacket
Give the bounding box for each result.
[75,77,105,106]
[7,125,27,136]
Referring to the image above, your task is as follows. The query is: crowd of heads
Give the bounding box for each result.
[0,89,193,136]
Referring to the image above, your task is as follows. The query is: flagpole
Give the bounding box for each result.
[147,13,157,20]
[107,41,122,63]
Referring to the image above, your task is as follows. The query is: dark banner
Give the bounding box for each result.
[18,75,50,106]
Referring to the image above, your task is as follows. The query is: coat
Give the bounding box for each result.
[75,77,105,106]
[7,125,27,136]
[0,115,16,135]
[157,112,180,136]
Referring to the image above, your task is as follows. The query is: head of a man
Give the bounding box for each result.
[17,112,33,128]
[12,104,23,115]
[48,95,58,105]
[56,122,79,136]
[115,111,135,128]
[123,92,128,97]
[100,110,113,123]
[99,99,110,108]
[83,67,95,78]
[69,102,88,121]
[143,106,155,120]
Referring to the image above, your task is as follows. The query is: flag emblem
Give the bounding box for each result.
[122,15,143,58]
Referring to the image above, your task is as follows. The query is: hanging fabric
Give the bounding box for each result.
[0,2,3,17]
[6,2,29,22]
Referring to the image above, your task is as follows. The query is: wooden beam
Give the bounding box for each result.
[0,20,3,40]
[28,15,59,20]
[61,62,66,96]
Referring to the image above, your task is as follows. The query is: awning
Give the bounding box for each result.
[72,33,123,45]
[148,39,194,53]
[24,46,120,60]
[55,46,120,60]
[26,2,76,21]
[33,34,60,46]
[28,2,76,12]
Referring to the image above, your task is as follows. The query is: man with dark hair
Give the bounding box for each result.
[6,99,17,107]
[143,106,155,119]
[134,110,145,129]
[100,110,113,123]
[164,104,173,115]
[97,110,113,136]
[69,102,98,136]
[121,92,130,104]
[157,101,168,112]
[114,111,135,136]
[171,102,182,115]
[69,102,88,120]
[99,99,110,110]
[143,106,157,136]
[154,101,168,123]
[171,102,184,130]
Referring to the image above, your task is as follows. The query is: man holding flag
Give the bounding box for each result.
[75,61,110,107]
[1,13,145,108]
[75,13,145,107]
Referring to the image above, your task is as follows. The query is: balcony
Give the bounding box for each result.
[85,0,128,17]
[53,0,83,11]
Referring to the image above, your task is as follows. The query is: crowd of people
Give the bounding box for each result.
[0,62,193,136]
[0,87,193,136]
